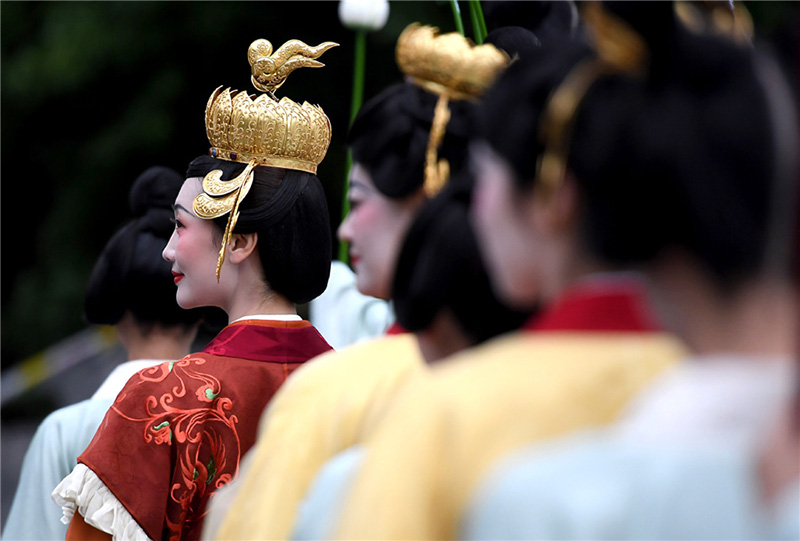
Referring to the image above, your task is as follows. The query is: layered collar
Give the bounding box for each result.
[202,319,332,363]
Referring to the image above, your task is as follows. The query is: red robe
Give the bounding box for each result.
[78,319,332,541]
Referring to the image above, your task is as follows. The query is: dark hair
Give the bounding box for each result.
[483,26,541,61]
[482,0,583,46]
[186,156,331,305]
[392,172,531,343]
[347,82,476,199]
[478,3,786,290]
[84,166,204,328]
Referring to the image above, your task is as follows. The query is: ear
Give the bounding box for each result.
[531,172,579,236]
[227,232,258,264]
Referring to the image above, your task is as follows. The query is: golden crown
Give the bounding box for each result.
[395,23,509,196]
[195,37,337,281]
[396,23,509,101]
[204,38,338,175]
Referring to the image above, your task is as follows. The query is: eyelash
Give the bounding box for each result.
[170,217,183,229]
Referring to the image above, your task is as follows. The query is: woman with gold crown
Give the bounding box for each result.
[52,38,338,541]
[200,23,534,541]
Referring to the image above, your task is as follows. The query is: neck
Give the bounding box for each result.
[222,254,297,322]
[542,240,610,303]
[226,288,296,323]
[415,311,473,364]
[649,257,796,357]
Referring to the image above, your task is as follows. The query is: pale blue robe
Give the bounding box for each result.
[2,360,163,541]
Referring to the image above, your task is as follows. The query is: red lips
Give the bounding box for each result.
[172,271,184,284]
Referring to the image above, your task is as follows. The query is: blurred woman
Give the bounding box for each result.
[329,5,712,540]
[463,2,798,539]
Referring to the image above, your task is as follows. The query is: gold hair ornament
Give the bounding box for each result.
[396,23,510,196]
[674,1,753,45]
[535,2,649,196]
[195,38,337,280]
[193,161,256,280]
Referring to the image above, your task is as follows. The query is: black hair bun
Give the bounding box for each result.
[84,167,203,327]
[129,166,184,218]
[348,83,476,199]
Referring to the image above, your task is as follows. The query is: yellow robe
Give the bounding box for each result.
[334,331,687,540]
[212,333,424,540]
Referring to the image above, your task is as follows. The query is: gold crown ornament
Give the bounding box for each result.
[194,38,338,280]
[395,23,509,196]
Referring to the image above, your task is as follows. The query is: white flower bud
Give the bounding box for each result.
[338,0,390,32]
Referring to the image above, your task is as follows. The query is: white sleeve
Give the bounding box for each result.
[52,463,151,541]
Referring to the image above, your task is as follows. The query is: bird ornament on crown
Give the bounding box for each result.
[395,23,509,196]
[194,37,338,280]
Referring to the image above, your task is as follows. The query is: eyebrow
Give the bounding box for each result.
[172,203,192,215]
[348,178,372,193]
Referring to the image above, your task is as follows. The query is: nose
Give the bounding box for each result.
[337,214,354,244]
[163,230,177,263]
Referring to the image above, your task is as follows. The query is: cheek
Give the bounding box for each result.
[473,178,533,293]
[472,174,497,233]
[473,175,511,253]
[352,202,410,298]
[174,231,193,260]
[348,203,386,250]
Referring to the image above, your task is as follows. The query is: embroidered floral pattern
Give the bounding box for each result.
[112,356,240,540]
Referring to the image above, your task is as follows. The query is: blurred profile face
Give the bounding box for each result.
[162,178,228,310]
[471,141,542,307]
[338,163,424,299]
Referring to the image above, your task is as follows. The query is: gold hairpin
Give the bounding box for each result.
[193,161,256,281]
[675,1,753,45]
[396,23,510,197]
[535,2,649,197]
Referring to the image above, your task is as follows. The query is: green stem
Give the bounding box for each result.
[338,30,367,263]
[469,0,482,43]
[450,0,465,36]
[350,30,367,125]
[473,0,488,43]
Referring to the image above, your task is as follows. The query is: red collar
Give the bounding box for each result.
[386,322,408,335]
[203,319,333,362]
[524,278,662,333]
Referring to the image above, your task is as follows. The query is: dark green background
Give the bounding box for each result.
[2,1,798,370]
[1,1,457,371]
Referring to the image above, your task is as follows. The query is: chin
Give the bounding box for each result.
[176,291,202,310]
[355,275,390,301]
